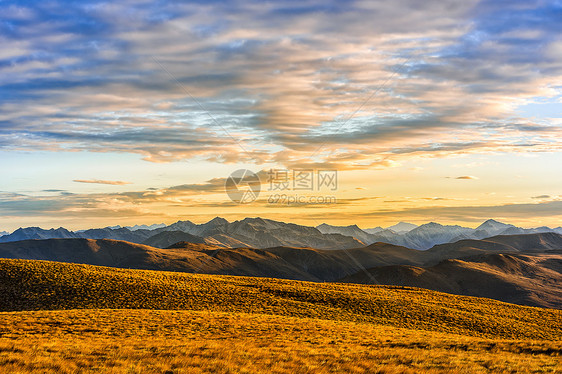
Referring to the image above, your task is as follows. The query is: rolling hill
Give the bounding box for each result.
[423,232,562,264]
[341,252,562,308]
[1,258,561,340]
[0,233,561,308]
[340,233,562,308]
[0,258,561,373]
[0,238,421,282]
[141,230,206,248]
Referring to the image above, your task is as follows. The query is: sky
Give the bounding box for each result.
[1,0,562,231]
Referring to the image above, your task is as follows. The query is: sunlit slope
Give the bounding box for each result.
[1,309,561,374]
[1,259,560,340]
[341,252,562,308]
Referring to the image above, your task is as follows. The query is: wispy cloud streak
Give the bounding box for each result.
[73,179,132,185]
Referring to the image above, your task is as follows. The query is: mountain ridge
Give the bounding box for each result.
[2,217,562,250]
[317,219,562,249]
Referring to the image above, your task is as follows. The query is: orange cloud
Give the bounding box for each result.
[73,179,132,185]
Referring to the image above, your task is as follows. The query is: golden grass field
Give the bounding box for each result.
[0,259,561,373]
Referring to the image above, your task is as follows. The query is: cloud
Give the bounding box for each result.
[73,179,132,185]
[455,176,479,180]
[159,178,227,194]
[531,195,551,199]
[358,200,562,222]
[0,0,561,168]
[1,180,562,230]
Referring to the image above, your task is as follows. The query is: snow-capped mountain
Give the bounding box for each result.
[397,222,474,250]
[164,220,197,234]
[470,219,515,239]
[386,222,418,234]
[496,226,553,236]
[317,221,472,249]
[363,226,384,234]
[317,219,562,250]
[125,223,167,231]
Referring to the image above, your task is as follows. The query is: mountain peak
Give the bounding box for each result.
[477,219,513,230]
[205,217,229,225]
[386,222,418,233]
[242,217,267,222]
[317,223,361,231]
[169,220,195,227]
[125,223,167,231]
[418,222,443,229]
[482,219,504,225]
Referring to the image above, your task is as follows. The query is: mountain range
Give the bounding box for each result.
[2,217,561,250]
[317,219,562,249]
[0,217,362,250]
[0,232,560,308]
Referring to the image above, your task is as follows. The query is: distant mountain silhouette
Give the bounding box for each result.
[318,219,562,249]
[0,218,362,250]
[2,217,562,250]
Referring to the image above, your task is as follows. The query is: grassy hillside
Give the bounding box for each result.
[1,309,561,374]
[0,238,426,282]
[1,258,561,373]
[142,230,206,248]
[1,258,561,340]
[424,232,562,263]
[342,252,562,308]
[1,237,561,310]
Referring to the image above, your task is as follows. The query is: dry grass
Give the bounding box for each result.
[1,259,561,340]
[0,258,561,373]
[0,309,561,374]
